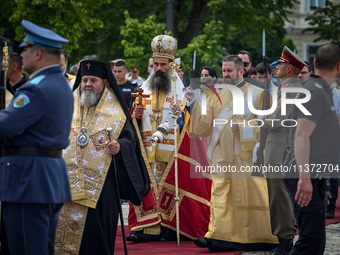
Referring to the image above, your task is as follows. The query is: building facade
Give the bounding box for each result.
[285,0,340,69]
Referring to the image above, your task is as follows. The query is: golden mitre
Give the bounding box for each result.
[151,35,178,60]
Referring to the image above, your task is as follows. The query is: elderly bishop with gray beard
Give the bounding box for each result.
[54,59,149,255]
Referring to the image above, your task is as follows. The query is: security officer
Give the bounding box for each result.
[0,20,73,255]
[285,43,340,255]
[262,46,307,255]
[128,65,145,86]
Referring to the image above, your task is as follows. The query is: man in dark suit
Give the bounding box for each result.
[0,20,73,255]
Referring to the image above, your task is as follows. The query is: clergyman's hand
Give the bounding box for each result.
[105,140,120,155]
[135,105,144,119]
[231,120,239,132]
[172,103,181,116]
[185,86,195,102]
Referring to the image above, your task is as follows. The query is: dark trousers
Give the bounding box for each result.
[0,205,10,255]
[327,178,338,211]
[267,177,296,240]
[2,202,63,255]
[284,178,326,255]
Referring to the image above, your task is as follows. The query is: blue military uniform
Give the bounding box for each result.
[0,20,73,255]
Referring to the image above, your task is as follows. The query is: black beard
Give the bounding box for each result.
[149,70,171,95]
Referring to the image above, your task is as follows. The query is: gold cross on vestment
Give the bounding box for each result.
[170,62,180,71]
[86,63,91,69]
[131,87,150,106]
[149,109,162,124]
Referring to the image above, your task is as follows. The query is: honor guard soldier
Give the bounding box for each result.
[0,20,73,255]
[262,46,307,255]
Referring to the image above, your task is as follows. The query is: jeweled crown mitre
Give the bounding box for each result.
[151,35,178,60]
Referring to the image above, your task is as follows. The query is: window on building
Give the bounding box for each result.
[308,0,326,13]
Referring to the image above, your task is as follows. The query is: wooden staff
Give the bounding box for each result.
[169,62,180,246]
[107,127,128,255]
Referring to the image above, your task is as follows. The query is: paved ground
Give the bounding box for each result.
[120,201,340,254]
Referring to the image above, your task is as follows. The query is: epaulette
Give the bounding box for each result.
[314,82,323,89]
[29,75,46,85]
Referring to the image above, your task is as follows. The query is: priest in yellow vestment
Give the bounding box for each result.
[186,55,278,252]
[55,60,149,255]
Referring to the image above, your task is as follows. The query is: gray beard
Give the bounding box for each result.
[223,74,240,85]
[149,69,171,95]
[80,90,102,108]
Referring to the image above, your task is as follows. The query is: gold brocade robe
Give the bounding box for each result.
[55,86,126,254]
[189,82,278,244]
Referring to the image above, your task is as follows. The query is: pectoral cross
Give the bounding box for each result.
[131,87,150,106]
[170,62,180,71]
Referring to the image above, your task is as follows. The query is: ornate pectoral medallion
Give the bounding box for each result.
[149,108,163,124]
[76,128,90,147]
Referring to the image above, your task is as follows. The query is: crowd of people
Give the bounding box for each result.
[0,19,339,255]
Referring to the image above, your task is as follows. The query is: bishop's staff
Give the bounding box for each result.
[169,62,181,246]
[107,127,128,255]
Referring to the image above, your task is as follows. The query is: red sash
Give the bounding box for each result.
[128,129,212,239]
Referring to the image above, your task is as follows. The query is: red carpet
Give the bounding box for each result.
[115,187,340,254]
[114,226,244,255]
[326,186,340,226]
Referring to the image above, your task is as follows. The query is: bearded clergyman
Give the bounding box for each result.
[55,60,149,255]
[126,34,212,243]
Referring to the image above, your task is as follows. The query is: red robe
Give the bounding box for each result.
[128,123,212,239]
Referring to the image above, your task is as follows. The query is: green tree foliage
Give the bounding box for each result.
[303,0,340,46]
[8,0,111,53]
[119,11,166,77]
[1,0,297,77]
[120,0,296,78]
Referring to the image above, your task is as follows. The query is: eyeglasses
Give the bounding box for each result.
[244,62,250,67]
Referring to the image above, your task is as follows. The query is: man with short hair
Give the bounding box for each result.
[255,62,273,85]
[128,65,145,86]
[238,50,265,88]
[174,58,185,82]
[0,20,73,255]
[261,46,307,255]
[6,52,27,94]
[113,60,137,110]
[237,50,253,76]
[60,49,76,88]
[270,60,283,87]
[186,55,278,252]
[298,61,313,85]
[285,43,340,255]
[194,66,219,103]
[55,59,149,254]
[200,66,218,85]
[147,57,154,75]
